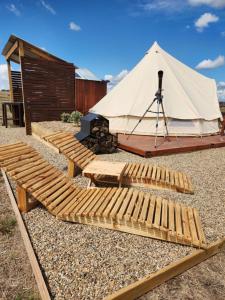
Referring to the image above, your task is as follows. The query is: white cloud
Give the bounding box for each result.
[104,70,129,91]
[40,0,56,15]
[6,3,21,16]
[195,13,219,32]
[188,0,225,8]
[196,55,225,69]
[136,0,225,14]
[139,0,185,12]
[0,64,9,90]
[217,81,225,101]
[69,22,81,31]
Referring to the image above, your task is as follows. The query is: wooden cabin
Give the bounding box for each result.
[2,35,107,134]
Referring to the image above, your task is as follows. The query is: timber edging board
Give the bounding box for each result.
[1,169,51,300]
[104,237,225,300]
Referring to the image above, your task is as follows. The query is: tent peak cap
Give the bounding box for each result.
[147,41,162,53]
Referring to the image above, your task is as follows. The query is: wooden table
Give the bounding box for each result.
[82,160,127,187]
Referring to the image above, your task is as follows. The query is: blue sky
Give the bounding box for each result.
[0,0,225,98]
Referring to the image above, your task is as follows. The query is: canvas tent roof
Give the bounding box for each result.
[90,42,222,122]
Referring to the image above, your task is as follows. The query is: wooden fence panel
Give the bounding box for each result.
[21,57,75,134]
[75,79,107,114]
[11,71,23,102]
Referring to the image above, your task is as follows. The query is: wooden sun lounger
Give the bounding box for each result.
[43,132,194,194]
[0,142,204,248]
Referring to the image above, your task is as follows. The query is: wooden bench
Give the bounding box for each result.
[0,142,205,248]
[43,132,194,194]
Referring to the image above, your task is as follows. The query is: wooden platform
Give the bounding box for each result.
[42,132,194,194]
[0,142,206,248]
[118,134,225,157]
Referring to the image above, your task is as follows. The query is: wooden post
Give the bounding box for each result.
[7,60,14,101]
[19,41,31,135]
[17,185,29,212]
[68,160,76,177]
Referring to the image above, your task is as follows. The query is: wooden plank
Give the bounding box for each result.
[0,142,24,151]
[1,170,51,300]
[161,199,168,229]
[8,159,45,176]
[13,162,49,180]
[102,189,123,218]
[26,170,63,191]
[89,189,113,217]
[181,206,191,242]
[75,189,101,216]
[188,207,199,245]
[1,152,39,168]
[43,182,73,206]
[4,155,42,172]
[124,190,139,221]
[18,165,53,185]
[138,194,150,223]
[60,189,90,217]
[104,238,225,300]
[117,189,134,220]
[0,148,34,162]
[175,203,182,236]
[131,192,144,222]
[76,189,106,217]
[193,209,206,245]
[146,195,156,228]
[109,189,129,219]
[168,201,175,232]
[153,197,162,229]
[96,188,120,218]
[52,188,82,215]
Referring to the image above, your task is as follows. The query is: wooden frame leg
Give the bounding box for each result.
[68,160,81,177]
[68,160,76,177]
[16,185,38,212]
[17,185,29,212]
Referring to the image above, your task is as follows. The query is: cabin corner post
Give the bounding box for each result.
[7,60,14,101]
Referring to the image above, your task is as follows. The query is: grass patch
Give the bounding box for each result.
[0,217,17,235]
[14,290,40,300]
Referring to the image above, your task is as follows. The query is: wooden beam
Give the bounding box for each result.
[5,41,19,60]
[7,60,14,100]
[19,41,25,57]
[1,169,51,300]
[104,238,225,300]
[28,47,57,62]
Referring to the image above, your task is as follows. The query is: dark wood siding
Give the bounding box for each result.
[75,79,107,114]
[11,71,23,102]
[21,57,75,134]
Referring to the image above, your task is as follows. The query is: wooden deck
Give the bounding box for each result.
[118,134,225,157]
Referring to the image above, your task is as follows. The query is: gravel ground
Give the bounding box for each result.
[0,174,40,300]
[0,124,225,299]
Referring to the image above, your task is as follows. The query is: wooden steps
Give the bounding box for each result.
[0,142,205,248]
[43,132,194,194]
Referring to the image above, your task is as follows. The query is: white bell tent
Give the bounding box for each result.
[90,42,222,136]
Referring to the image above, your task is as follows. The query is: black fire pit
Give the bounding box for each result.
[75,113,117,154]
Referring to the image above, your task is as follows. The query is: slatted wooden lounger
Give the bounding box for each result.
[42,131,194,194]
[0,142,205,248]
